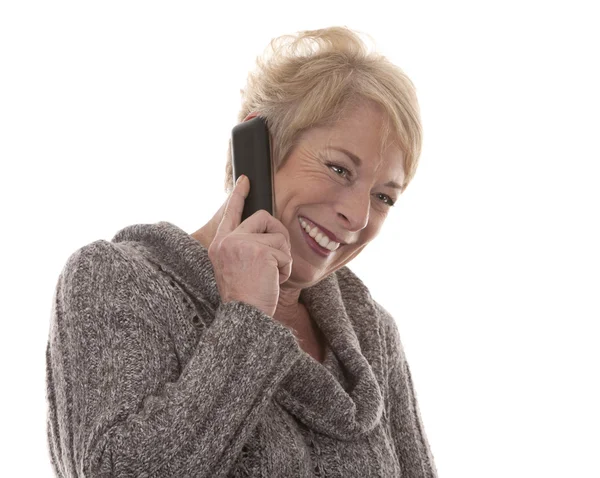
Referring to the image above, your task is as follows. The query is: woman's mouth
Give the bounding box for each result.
[298,216,341,257]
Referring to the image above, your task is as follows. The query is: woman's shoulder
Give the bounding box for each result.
[59,236,155,289]
[55,236,173,329]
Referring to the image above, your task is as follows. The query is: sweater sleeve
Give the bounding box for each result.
[46,240,303,477]
[375,301,438,478]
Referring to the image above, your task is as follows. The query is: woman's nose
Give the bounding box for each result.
[335,190,370,232]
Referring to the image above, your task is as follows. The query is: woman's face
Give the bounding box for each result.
[274,101,406,289]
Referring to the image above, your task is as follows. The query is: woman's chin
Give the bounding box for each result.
[285,259,327,289]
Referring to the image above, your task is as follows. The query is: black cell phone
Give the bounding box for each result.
[231,116,274,222]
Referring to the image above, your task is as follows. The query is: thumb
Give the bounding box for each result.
[215,174,250,238]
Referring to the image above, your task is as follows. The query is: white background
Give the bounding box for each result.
[1,1,598,476]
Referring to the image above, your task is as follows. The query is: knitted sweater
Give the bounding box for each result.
[45,221,437,477]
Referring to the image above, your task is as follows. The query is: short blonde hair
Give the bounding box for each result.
[224,26,422,195]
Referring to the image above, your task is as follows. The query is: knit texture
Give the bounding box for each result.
[45,221,437,477]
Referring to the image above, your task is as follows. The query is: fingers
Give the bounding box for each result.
[235,232,291,254]
[216,176,291,251]
[245,231,292,284]
[238,212,293,282]
[237,209,291,248]
[266,244,293,284]
[212,175,293,284]
[225,232,292,282]
[215,175,250,239]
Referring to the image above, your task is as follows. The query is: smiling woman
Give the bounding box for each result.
[46,26,437,477]
[223,26,422,197]
[258,99,408,295]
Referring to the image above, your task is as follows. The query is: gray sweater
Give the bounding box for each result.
[45,221,437,477]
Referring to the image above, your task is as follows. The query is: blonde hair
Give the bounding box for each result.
[224,26,422,195]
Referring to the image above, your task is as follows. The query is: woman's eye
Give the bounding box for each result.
[328,163,395,207]
[377,193,396,207]
[329,164,350,179]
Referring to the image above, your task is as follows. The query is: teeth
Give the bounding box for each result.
[318,235,330,248]
[299,217,340,251]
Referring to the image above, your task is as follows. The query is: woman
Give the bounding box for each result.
[46,27,438,477]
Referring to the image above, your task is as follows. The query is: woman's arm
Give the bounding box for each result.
[46,240,302,477]
[375,301,439,478]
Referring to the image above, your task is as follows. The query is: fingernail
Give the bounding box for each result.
[236,175,245,186]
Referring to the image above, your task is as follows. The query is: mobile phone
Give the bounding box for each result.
[231,116,274,222]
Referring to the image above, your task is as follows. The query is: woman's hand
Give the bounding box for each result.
[207,175,293,318]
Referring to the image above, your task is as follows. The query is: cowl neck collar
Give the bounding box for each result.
[111,221,384,440]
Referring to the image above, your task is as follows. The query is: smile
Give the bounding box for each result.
[298,217,341,257]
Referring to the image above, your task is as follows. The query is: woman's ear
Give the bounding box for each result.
[243,111,259,122]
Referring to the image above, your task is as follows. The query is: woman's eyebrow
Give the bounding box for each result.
[384,180,403,190]
[326,146,403,190]
[326,146,362,167]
